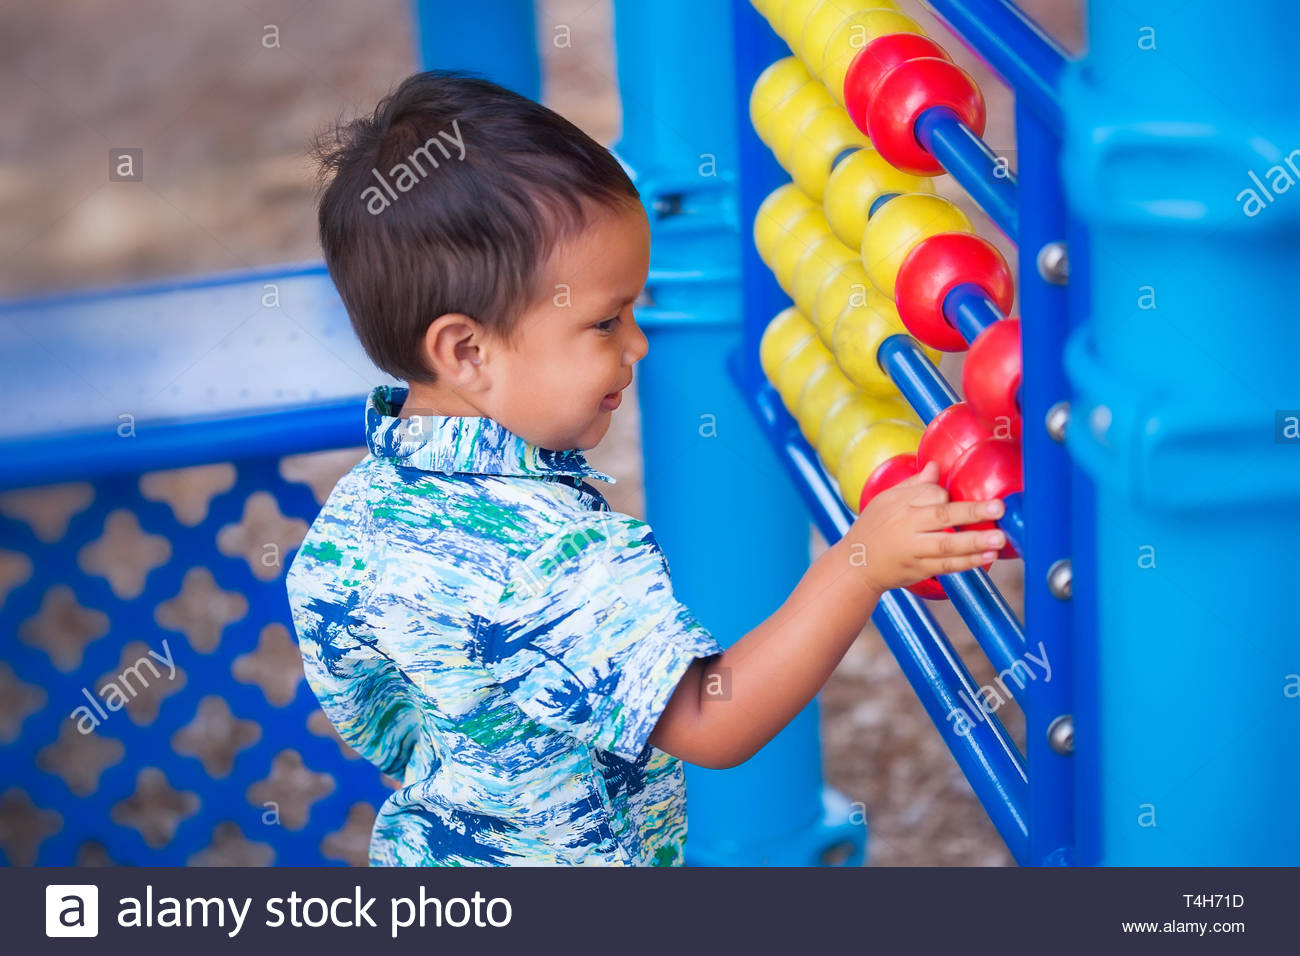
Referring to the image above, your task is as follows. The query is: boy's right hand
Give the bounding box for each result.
[841,460,1006,594]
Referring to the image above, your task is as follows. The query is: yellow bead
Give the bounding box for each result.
[823,9,926,105]
[811,259,870,343]
[750,57,813,143]
[751,0,784,23]
[754,183,816,269]
[861,193,973,300]
[822,147,935,249]
[777,0,823,46]
[835,419,924,512]
[799,0,901,79]
[770,205,833,293]
[767,82,836,165]
[785,106,870,201]
[791,233,858,319]
[759,307,818,383]
[831,289,943,392]
[772,332,836,411]
[818,390,917,474]
[794,360,856,444]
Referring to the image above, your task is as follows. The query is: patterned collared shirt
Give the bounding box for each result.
[286,384,723,866]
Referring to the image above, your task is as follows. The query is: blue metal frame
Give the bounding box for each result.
[1060,0,1300,864]
[410,0,540,99]
[924,0,1068,134]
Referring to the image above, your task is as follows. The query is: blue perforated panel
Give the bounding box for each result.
[0,453,389,865]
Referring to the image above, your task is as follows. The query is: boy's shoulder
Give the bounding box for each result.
[292,452,622,592]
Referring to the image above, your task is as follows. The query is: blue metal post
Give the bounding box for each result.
[1061,0,1300,863]
[410,0,540,99]
[615,0,864,865]
[927,0,1077,866]
[1014,97,1076,866]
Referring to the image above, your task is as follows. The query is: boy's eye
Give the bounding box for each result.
[595,316,619,333]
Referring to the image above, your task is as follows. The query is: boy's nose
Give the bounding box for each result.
[627,319,650,362]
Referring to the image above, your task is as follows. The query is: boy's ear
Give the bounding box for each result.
[420,313,487,385]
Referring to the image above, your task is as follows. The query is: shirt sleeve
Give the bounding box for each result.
[474,510,724,762]
[288,543,421,781]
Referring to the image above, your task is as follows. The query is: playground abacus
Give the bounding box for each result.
[742,0,1051,866]
[730,0,1300,866]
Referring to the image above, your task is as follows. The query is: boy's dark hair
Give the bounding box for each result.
[311,70,640,383]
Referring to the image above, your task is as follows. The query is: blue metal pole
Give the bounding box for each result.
[617,0,865,866]
[1015,96,1076,867]
[409,0,540,99]
[877,334,961,422]
[915,107,1020,239]
[947,283,1008,343]
[1062,0,1300,864]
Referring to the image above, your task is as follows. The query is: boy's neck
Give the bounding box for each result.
[398,380,484,419]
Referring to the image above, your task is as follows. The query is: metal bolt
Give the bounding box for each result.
[1047,558,1072,600]
[1045,400,1069,443]
[1037,241,1069,285]
[1048,715,1074,755]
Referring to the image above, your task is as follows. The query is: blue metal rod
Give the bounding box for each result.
[877,334,959,426]
[914,106,1019,239]
[946,282,1006,344]
[877,334,960,425]
[0,398,363,492]
[872,590,1030,863]
[1001,491,1026,554]
[937,566,1025,670]
[923,0,1068,133]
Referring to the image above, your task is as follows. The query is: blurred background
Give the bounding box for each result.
[0,0,1082,866]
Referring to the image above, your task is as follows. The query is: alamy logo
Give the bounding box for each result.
[46,884,99,937]
[361,118,466,215]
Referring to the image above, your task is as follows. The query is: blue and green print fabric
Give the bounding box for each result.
[286,384,723,865]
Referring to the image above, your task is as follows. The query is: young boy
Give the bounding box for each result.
[286,70,1005,867]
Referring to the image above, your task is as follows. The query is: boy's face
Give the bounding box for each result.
[485,200,651,451]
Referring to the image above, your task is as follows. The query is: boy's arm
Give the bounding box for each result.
[648,464,1006,770]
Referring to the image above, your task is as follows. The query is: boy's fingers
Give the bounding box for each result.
[916,498,1004,530]
[917,529,1005,558]
[895,460,940,488]
[918,548,1000,576]
[905,482,949,508]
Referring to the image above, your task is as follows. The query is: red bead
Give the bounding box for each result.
[905,576,949,600]
[844,33,950,137]
[859,453,948,601]
[963,318,1022,441]
[917,402,990,485]
[864,57,986,176]
[947,438,1022,558]
[859,452,919,512]
[895,233,1014,352]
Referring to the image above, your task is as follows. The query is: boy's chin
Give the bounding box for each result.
[572,418,612,451]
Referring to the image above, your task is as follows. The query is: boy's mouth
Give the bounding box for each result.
[600,389,622,411]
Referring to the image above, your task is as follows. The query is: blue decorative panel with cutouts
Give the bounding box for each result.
[0,263,400,865]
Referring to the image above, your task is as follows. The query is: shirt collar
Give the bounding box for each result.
[364,384,617,484]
